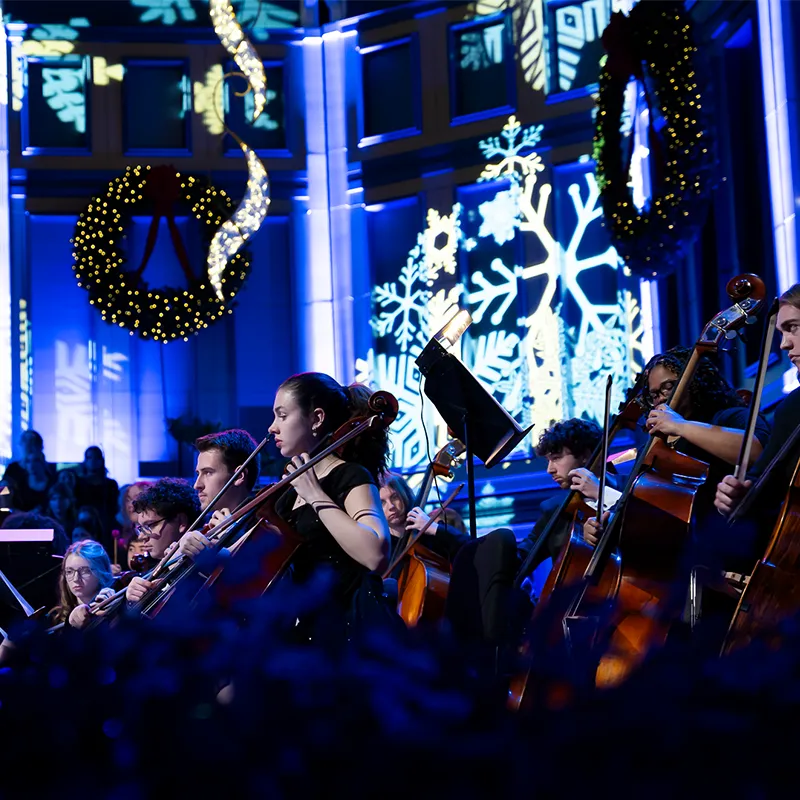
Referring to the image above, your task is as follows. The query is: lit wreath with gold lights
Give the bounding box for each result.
[593,1,714,278]
[71,165,251,343]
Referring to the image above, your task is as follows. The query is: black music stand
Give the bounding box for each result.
[416,332,534,539]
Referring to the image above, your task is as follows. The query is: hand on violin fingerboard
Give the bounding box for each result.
[285,453,325,504]
[208,508,231,529]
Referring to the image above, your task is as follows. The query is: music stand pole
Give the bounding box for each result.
[462,410,478,539]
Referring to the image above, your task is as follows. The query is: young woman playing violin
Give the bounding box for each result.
[53,539,117,630]
[179,373,397,641]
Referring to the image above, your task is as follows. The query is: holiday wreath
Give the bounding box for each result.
[71,165,251,343]
[593,1,714,278]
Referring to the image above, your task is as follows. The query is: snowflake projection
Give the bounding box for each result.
[357,114,648,472]
[479,115,544,183]
[232,0,301,41]
[371,242,430,353]
[245,89,278,130]
[355,347,433,469]
[468,258,521,326]
[41,67,86,133]
[478,185,521,245]
[131,0,197,25]
[423,207,462,283]
[459,22,505,72]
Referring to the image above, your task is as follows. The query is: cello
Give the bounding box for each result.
[384,438,465,627]
[720,298,800,653]
[510,273,766,707]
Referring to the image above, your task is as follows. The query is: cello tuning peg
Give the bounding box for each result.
[745,315,758,325]
[725,329,738,340]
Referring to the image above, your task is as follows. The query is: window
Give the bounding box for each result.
[23,57,90,154]
[450,14,515,124]
[123,60,191,153]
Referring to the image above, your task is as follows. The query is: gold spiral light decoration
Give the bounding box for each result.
[207,0,271,301]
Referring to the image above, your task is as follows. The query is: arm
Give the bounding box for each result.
[312,483,390,572]
[646,406,764,467]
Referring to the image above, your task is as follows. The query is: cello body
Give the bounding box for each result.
[722,453,800,654]
[390,438,465,627]
[395,543,451,627]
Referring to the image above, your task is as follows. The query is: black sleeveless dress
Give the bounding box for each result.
[275,461,400,643]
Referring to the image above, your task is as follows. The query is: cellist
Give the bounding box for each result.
[443,418,604,670]
[716,284,800,529]
[585,346,772,546]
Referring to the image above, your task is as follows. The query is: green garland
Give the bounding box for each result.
[71,165,251,343]
[593,1,714,278]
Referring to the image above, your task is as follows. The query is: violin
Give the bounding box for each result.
[193,391,399,614]
[386,438,466,627]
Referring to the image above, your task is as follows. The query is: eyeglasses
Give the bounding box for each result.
[65,567,94,580]
[644,379,677,408]
[135,518,168,538]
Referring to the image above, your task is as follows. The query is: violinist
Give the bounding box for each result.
[178,429,261,560]
[49,539,116,630]
[267,372,398,642]
[124,479,201,605]
[716,284,800,527]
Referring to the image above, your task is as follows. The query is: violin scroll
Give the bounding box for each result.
[367,390,399,428]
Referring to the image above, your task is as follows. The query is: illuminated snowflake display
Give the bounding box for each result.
[358,114,649,473]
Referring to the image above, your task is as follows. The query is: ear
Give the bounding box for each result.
[310,407,325,432]
[175,512,190,535]
[232,466,246,487]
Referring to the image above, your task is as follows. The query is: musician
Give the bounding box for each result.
[444,419,602,660]
[178,429,260,559]
[124,478,201,605]
[584,346,771,546]
[716,284,800,524]
[380,474,469,565]
[51,539,116,630]
[268,372,397,641]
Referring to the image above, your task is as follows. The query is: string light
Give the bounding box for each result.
[71,166,252,344]
[207,0,271,301]
[593,2,714,279]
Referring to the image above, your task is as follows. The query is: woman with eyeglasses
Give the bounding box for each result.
[51,539,116,630]
[584,346,771,546]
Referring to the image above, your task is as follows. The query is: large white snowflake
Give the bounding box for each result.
[478,184,521,245]
[467,258,521,326]
[371,241,430,353]
[479,115,545,184]
[464,330,524,412]
[355,347,445,469]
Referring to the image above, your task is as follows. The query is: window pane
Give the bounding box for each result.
[363,42,416,138]
[225,64,286,151]
[26,61,88,151]
[547,0,610,94]
[124,62,189,151]
[452,19,510,119]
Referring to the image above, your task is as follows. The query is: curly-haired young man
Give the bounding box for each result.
[125,478,201,604]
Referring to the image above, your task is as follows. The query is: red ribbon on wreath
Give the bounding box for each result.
[134,165,195,284]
